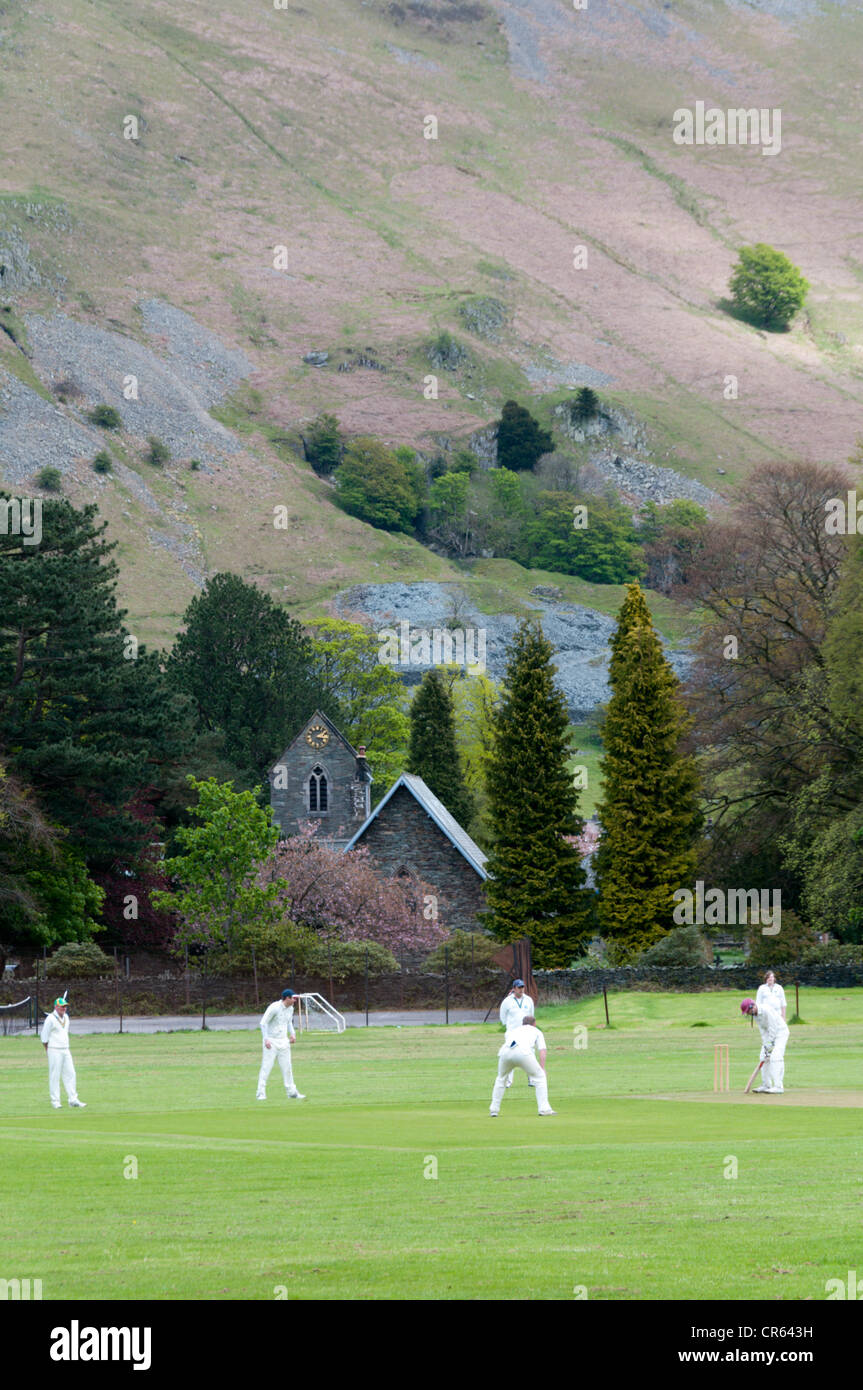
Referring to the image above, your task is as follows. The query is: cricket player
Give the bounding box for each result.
[490,1015,556,1116]
[755,969,787,1021]
[40,996,86,1109]
[256,989,305,1100]
[741,996,789,1093]
[500,979,537,1089]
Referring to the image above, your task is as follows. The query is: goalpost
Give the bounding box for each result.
[293,993,346,1034]
[0,996,35,1036]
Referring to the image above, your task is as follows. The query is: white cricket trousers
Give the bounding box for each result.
[257,1043,296,1096]
[760,1027,789,1092]
[48,1049,79,1105]
[491,1049,551,1114]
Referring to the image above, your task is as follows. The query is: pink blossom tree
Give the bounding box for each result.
[262,828,448,953]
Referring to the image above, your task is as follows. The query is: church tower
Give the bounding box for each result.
[268,711,372,848]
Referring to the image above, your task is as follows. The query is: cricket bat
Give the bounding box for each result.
[744,1060,765,1093]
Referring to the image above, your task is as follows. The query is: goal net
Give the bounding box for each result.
[0,996,34,1036]
[294,993,346,1034]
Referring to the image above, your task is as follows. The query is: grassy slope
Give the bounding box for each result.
[3,990,861,1300]
[2,0,863,642]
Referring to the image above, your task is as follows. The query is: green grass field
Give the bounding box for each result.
[3,991,862,1301]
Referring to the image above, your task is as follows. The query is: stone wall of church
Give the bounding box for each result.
[356,786,487,933]
[270,741,361,840]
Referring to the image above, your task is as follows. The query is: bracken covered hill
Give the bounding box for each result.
[1,0,862,643]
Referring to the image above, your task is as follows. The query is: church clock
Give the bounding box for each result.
[306,723,330,750]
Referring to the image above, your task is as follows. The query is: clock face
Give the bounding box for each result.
[306,724,330,750]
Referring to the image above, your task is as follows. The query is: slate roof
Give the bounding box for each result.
[343,772,488,880]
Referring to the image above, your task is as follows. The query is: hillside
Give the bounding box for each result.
[2,0,862,648]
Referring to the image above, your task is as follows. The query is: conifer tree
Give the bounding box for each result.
[0,494,190,865]
[407,669,475,828]
[595,583,701,962]
[482,621,593,966]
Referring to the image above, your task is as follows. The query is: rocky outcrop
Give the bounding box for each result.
[333,580,691,721]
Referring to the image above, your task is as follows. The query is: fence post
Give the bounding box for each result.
[365,947,369,1027]
[603,985,610,1027]
[445,944,449,1025]
[113,947,122,1035]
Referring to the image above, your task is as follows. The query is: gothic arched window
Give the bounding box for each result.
[308,765,328,813]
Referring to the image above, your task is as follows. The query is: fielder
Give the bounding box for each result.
[256,989,305,1101]
[741,996,789,1094]
[755,969,787,1021]
[500,978,537,1088]
[490,1015,556,1117]
[40,995,86,1110]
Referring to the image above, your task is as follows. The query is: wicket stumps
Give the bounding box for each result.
[714,1043,730,1092]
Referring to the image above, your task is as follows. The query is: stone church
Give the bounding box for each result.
[268,712,488,933]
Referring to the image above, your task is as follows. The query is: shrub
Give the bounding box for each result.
[728,244,809,331]
[427,331,468,370]
[639,926,711,967]
[54,376,83,402]
[46,941,113,978]
[146,437,170,466]
[422,930,500,972]
[301,936,398,981]
[37,466,62,492]
[88,403,122,429]
[800,941,863,966]
[304,413,342,476]
[334,436,420,532]
[92,450,113,474]
[189,459,201,470]
[746,909,817,967]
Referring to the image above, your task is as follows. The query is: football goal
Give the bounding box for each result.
[293,993,346,1034]
[0,996,35,1036]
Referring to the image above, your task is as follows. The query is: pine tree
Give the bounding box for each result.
[0,494,190,866]
[407,669,475,828]
[481,621,593,966]
[595,583,701,962]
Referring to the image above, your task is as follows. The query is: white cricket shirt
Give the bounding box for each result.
[500,993,536,1031]
[260,1000,295,1046]
[41,1011,71,1050]
[498,1023,546,1058]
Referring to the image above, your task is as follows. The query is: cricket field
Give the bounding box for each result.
[3,990,862,1301]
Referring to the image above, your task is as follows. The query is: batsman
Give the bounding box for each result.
[741,996,789,1094]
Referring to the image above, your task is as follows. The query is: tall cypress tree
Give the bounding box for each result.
[481,621,593,966]
[407,669,475,828]
[595,583,701,962]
